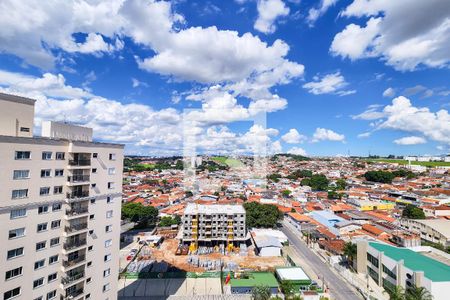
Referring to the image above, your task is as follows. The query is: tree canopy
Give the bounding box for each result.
[364,171,396,183]
[243,202,283,228]
[402,204,425,219]
[122,202,158,227]
[159,215,181,227]
[300,174,329,191]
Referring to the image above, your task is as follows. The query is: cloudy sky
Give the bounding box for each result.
[0,0,449,156]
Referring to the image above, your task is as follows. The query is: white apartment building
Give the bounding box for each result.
[0,93,124,300]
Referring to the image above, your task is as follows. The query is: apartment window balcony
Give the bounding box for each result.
[62,271,85,285]
[67,175,90,183]
[66,207,89,216]
[63,255,86,268]
[64,239,87,251]
[65,288,84,300]
[67,191,89,199]
[68,159,91,166]
[65,223,88,234]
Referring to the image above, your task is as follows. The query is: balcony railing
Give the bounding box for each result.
[65,223,88,233]
[68,159,91,166]
[66,207,89,216]
[65,288,84,299]
[67,175,90,183]
[67,191,89,199]
[64,239,87,251]
[63,255,86,267]
[62,271,85,284]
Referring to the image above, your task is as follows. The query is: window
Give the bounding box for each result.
[53,186,63,194]
[89,214,95,220]
[103,283,110,292]
[33,277,44,289]
[107,182,114,189]
[85,294,91,299]
[38,205,49,214]
[91,183,96,188]
[52,203,61,211]
[8,228,25,239]
[47,273,57,282]
[107,196,112,203]
[54,169,64,177]
[4,287,20,300]
[37,223,48,232]
[55,152,65,160]
[33,297,43,300]
[10,209,26,219]
[93,153,98,158]
[104,254,111,262]
[88,246,93,252]
[367,253,379,268]
[89,230,94,235]
[34,259,45,270]
[13,170,29,179]
[40,169,51,178]
[108,167,116,175]
[49,255,58,264]
[105,239,112,248]
[103,268,111,277]
[92,168,97,173]
[5,267,22,280]
[50,237,60,247]
[86,277,92,283]
[105,225,112,233]
[106,210,113,218]
[42,152,52,160]
[109,153,116,160]
[20,127,30,132]
[39,187,50,196]
[46,290,56,300]
[90,198,96,204]
[87,261,92,267]
[12,189,28,199]
[51,220,61,229]
[36,241,46,251]
[15,151,30,159]
[382,264,397,280]
[7,247,24,259]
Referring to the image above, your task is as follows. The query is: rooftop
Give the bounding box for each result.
[369,242,450,282]
[411,219,450,239]
[229,272,278,288]
[184,203,245,215]
[276,267,310,281]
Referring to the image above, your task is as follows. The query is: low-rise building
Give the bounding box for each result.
[356,240,450,300]
[400,219,450,247]
[275,267,312,292]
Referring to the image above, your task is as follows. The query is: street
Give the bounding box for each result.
[281,221,363,300]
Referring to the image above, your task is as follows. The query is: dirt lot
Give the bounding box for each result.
[149,239,286,272]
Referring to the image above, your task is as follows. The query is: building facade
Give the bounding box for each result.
[400,218,450,247]
[356,240,450,300]
[182,204,246,246]
[0,93,124,300]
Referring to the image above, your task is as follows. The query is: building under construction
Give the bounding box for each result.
[181,204,247,250]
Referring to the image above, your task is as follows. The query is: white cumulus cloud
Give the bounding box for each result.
[394,136,427,145]
[288,147,307,156]
[281,129,307,144]
[383,87,396,98]
[254,0,290,34]
[312,128,345,142]
[303,71,355,96]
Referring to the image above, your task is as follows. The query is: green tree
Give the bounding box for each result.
[243,202,283,228]
[281,190,292,198]
[384,285,405,300]
[335,179,347,190]
[158,216,181,227]
[402,204,425,219]
[301,174,329,191]
[364,171,395,183]
[405,285,433,300]
[252,285,271,300]
[267,173,282,182]
[280,280,295,299]
[121,202,158,227]
[343,242,357,268]
[185,191,193,197]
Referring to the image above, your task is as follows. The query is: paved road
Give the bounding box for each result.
[281,222,363,300]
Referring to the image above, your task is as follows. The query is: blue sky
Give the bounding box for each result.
[0,0,449,156]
